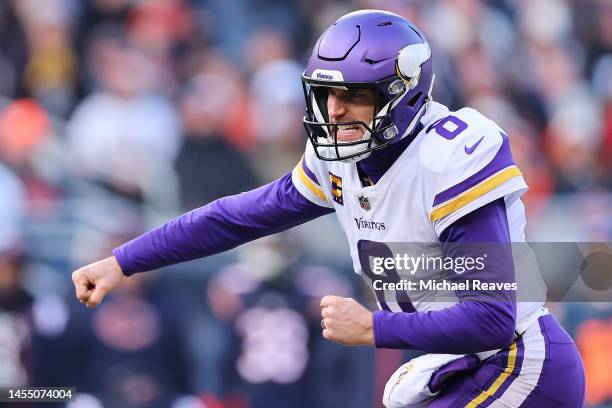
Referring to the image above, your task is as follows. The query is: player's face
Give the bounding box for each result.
[326,87,376,143]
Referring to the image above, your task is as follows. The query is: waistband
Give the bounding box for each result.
[475,305,549,361]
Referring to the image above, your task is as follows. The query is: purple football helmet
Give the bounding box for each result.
[302,10,434,162]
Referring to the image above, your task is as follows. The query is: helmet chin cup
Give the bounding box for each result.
[326,144,373,164]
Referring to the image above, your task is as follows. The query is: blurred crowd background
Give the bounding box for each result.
[0,0,610,407]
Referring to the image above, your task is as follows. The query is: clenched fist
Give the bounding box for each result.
[320,295,375,346]
[72,256,124,308]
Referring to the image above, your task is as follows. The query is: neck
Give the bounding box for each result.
[358,122,423,184]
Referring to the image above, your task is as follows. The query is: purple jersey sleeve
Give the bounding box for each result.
[113,172,334,276]
[373,198,517,354]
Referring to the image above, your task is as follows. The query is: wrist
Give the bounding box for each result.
[364,311,375,346]
[372,310,387,348]
[111,248,132,277]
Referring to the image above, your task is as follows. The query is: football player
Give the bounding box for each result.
[72,10,585,407]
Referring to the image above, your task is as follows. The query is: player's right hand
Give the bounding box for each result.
[72,256,125,308]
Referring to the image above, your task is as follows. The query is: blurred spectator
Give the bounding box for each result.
[536,43,603,192]
[0,99,51,169]
[205,235,372,408]
[245,29,306,181]
[77,0,132,29]
[249,58,306,181]
[0,163,25,251]
[178,50,256,152]
[174,67,258,211]
[67,28,181,211]
[13,0,79,117]
[519,0,574,46]
[0,99,64,217]
[0,1,29,98]
[126,0,193,55]
[0,243,73,398]
[38,227,199,408]
[587,0,612,189]
[69,273,194,408]
[124,0,195,94]
[0,250,31,388]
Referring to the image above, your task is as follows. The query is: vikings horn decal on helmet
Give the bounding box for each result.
[302,9,435,162]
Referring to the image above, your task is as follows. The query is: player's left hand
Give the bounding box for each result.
[320,295,374,346]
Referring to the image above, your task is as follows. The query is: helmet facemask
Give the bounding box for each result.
[302,76,406,163]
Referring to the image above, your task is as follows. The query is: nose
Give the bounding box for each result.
[327,91,346,121]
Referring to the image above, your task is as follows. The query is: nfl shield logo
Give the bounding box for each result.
[358,195,371,211]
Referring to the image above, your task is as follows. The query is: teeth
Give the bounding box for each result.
[338,125,359,130]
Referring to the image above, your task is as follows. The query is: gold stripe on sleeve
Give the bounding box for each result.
[295,158,328,203]
[430,166,522,221]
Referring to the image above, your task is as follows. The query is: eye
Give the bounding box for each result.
[347,89,370,99]
[349,90,365,97]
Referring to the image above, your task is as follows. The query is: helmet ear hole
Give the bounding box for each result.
[406,92,423,108]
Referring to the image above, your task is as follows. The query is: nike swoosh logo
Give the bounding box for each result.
[464,136,484,155]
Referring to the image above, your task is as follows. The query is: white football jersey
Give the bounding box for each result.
[292,101,544,323]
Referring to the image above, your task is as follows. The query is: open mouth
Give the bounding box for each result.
[332,124,363,142]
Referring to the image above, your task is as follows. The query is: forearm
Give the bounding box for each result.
[373,198,517,353]
[113,172,333,275]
